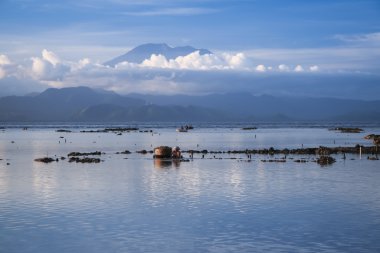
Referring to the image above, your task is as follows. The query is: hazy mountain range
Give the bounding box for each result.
[0,86,379,122]
[104,43,212,67]
[131,93,380,121]
[0,87,225,122]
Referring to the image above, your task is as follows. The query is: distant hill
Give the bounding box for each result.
[0,86,379,122]
[104,43,212,67]
[130,93,380,122]
[0,87,144,122]
[0,87,227,122]
[72,104,227,122]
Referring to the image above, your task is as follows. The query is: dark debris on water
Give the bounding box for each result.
[34,157,58,163]
[68,157,102,163]
[68,151,102,156]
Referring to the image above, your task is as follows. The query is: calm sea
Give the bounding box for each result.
[1,125,380,252]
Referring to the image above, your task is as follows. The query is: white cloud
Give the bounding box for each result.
[115,61,138,69]
[71,58,92,71]
[255,65,266,72]
[141,54,171,68]
[244,46,380,73]
[42,49,60,66]
[78,58,90,67]
[223,52,247,69]
[140,51,249,71]
[31,57,47,77]
[310,65,319,72]
[0,54,11,65]
[171,52,224,70]
[278,64,290,72]
[294,65,304,72]
[31,50,70,81]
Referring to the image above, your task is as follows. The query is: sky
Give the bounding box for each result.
[0,0,380,98]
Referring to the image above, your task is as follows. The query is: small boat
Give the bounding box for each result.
[176,127,188,132]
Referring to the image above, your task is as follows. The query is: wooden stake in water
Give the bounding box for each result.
[360,146,362,160]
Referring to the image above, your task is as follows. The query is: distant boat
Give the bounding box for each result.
[176,127,188,132]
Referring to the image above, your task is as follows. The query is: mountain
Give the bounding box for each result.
[0,86,227,122]
[72,104,227,122]
[0,87,144,122]
[130,93,380,122]
[0,86,379,122]
[104,43,212,67]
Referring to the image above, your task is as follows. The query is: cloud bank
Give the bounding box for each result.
[0,49,379,100]
[139,51,249,70]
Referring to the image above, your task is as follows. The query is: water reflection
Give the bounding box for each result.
[153,159,182,169]
[228,164,247,210]
[32,162,58,202]
[0,166,9,194]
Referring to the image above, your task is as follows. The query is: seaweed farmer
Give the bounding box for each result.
[172,146,182,159]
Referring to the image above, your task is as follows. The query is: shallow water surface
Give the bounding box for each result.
[0,127,380,252]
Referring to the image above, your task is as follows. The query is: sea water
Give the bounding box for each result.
[0,126,380,252]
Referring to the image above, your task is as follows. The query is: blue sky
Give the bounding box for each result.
[1,0,379,55]
[0,0,379,97]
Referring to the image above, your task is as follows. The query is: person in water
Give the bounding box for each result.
[172,146,182,159]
